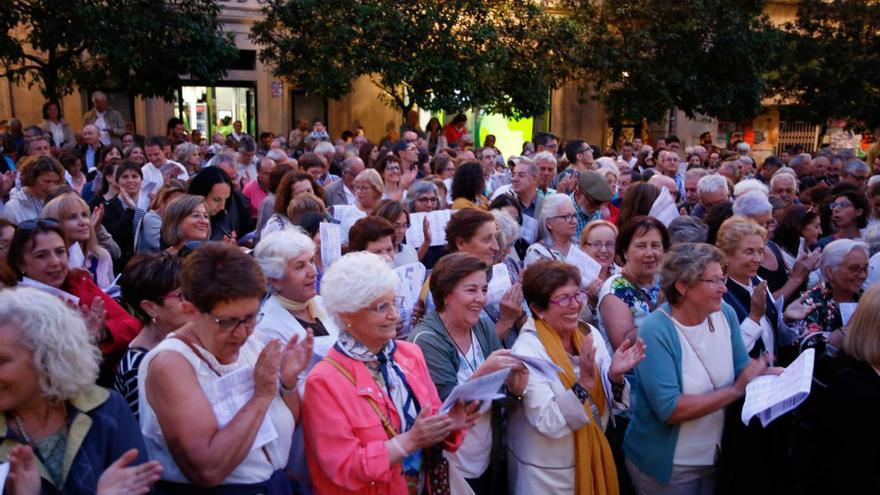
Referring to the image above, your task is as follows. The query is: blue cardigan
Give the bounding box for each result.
[623,302,748,484]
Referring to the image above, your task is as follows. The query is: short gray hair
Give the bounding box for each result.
[733,178,769,197]
[685,168,708,181]
[732,192,773,217]
[821,239,869,279]
[532,151,557,166]
[206,152,235,169]
[174,142,199,165]
[0,288,101,402]
[697,174,729,195]
[321,252,401,328]
[405,180,439,212]
[843,159,869,177]
[539,193,574,244]
[515,158,539,176]
[668,216,708,245]
[239,135,257,153]
[736,142,751,155]
[659,242,727,305]
[863,223,880,256]
[492,209,520,249]
[770,171,798,191]
[266,149,289,163]
[341,156,364,174]
[314,141,335,155]
[254,229,315,281]
[789,153,811,171]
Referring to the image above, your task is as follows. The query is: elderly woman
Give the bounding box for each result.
[373,199,423,267]
[451,162,490,210]
[353,168,384,214]
[136,179,188,253]
[160,194,211,255]
[7,220,141,385]
[733,192,821,304]
[624,243,779,494]
[524,193,577,266]
[174,142,202,176]
[114,252,188,420]
[0,287,162,495]
[814,284,880,492]
[138,243,312,493]
[509,260,645,494]
[254,229,339,362]
[410,253,529,491]
[303,252,478,494]
[1,155,63,223]
[598,216,669,351]
[797,239,869,345]
[667,216,709,246]
[579,220,620,286]
[43,194,115,290]
[406,180,446,268]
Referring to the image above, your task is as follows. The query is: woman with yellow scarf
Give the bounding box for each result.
[508,260,646,494]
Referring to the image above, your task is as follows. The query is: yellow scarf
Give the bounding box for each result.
[534,318,619,495]
[275,293,314,318]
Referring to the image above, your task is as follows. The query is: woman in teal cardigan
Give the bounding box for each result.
[623,243,781,494]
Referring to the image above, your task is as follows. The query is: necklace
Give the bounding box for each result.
[12,406,67,444]
[448,329,478,374]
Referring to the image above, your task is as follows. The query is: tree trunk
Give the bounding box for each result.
[41,65,60,102]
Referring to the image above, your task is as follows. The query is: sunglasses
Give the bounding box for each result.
[18,218,60,230]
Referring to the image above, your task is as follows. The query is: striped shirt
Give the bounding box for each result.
[114,346,149,420]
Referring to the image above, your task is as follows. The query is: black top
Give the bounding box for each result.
[295,316,329,337]
[757,241,789,295]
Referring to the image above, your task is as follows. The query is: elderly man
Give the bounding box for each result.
[658,149,685,197]
[27,136,52,158]
[509,158,543,220]
[399,109,425,138]
[826,155,844,185]
[681,167,708,213]
[840,159,870,190]
[312,142,341,186]
[571,171,612,238]
[533,151,557,198]
[242,156,275,217]
[82,91,127,146]
[77,124,103,174]
[324,156,365,206]
[691,174,730,219]
[770,172,799,207]
[235,136,260,183]
[649,174,679,201]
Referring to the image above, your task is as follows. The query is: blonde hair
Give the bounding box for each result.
[353,168,384,200]
[42,194,108,260]
[579,220,618,248]
[0,287,101,402]
[844,284,880,367]
[715,215,767,255]
[149,179,188,211]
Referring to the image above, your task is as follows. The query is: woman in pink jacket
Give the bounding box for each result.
[304,252,479,494]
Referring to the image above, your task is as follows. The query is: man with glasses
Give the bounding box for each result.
[479,146,506,196]
[533,131,558,155]
[324,156,365,206]
[509,158,543,220]
[393,139,420,176]
[840,159,870,191]
[571,171,612,238]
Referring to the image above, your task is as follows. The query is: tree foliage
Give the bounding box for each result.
[0,0,238,101]
[251,0,583,118]
[770,0,880,129]
[563,0,777,127]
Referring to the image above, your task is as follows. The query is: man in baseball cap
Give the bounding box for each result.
[571,170,612,238]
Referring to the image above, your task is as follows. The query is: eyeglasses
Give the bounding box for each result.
[163,289,184,302]
[385,165,401,172]
[585,241,615,251]
[698,277,726,287]
[210,310,262,333]
[369,300,398,315]
[18,218,60,230]
[549,290,589,307]
[843,264,868,276]
[417,196,438,204]
[393,221,409,230]
[354,185,374,192]
[551,214,577,223]
[829,201,854,210]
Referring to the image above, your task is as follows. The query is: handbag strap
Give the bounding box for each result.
[324,355,398,438]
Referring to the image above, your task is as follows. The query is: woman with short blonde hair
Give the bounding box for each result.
[43,193,114,289]
[352,168,384,213]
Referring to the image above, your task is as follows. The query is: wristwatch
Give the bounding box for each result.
[571,383,591,404]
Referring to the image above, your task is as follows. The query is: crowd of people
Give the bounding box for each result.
[1,96,879,495]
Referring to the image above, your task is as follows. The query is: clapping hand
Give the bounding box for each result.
[447,400,481,431]
[91,203,105,230]
[81,297,108,343]
[783,292,819,324]
[280,330,314,387]
[609,337,647,383]
[577,333,598,390]
[96,449,163,495]
[7,445,41,495]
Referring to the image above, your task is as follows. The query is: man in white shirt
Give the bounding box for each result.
[78,125,103,174]
[141,137,188,203]
[82,91,127,146]
[227,120,246,144]
[618,141,637,168]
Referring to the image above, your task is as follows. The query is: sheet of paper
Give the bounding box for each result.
[566,245,602,287]
[839,302,858,327]
[487,263,512,306]
[648,187,680,226]
[332,204,367,243]
[440,368,510,413]
[405,210,451,247]
[520,215,539,244]
[320,222,342,267]
[510,353,563,380]
[394,262,427,337]
[0,462,8,494]
[201,366,279,451]
[741,348,814,427]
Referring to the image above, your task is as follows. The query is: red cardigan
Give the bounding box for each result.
[63,269,141,357]
[303,342,465,494]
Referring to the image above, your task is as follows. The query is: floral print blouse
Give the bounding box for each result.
[798,282,861,335]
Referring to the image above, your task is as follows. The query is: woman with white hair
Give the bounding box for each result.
[254,229,339,362]
[523,193,577,266]
[797,239,869,344]
[174,142,202,176]
[303,252,479,494]
[0,287,162,495]
[734,192,822,303]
